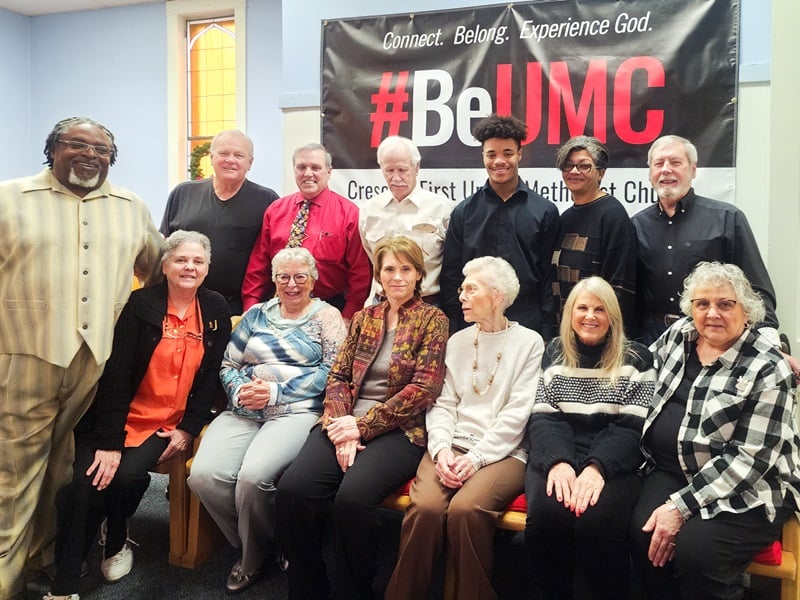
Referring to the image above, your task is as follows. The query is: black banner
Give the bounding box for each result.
[321,0,738,171]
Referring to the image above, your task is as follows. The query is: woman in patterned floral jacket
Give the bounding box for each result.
[277,236,449,600]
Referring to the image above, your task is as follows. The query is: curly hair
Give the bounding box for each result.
[43,117,118,167]
[472,113,527,146]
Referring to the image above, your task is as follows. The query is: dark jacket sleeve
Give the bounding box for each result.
[84,289,153,451]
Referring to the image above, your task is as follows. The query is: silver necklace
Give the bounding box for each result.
[472,318,509,396]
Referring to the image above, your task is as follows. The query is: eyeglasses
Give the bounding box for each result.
[275,272,310,285]
[457,283,488,297]
[690,298,738,313]
[560,162,594,173]
[57,139,112,157]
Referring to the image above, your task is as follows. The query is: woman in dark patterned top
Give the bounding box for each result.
[551,135,638,335]
[276,236,448,600]
[526,276,654,600]
[630,261,800,600]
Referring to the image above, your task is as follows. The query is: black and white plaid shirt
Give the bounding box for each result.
[643,317,800,521]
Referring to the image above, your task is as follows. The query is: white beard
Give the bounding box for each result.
[68,168,100,189]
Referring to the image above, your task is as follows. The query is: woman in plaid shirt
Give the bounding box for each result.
[630,261,800,600]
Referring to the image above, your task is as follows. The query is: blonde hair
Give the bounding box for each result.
[557,276,627,381]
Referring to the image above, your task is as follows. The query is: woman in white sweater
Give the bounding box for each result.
[385,256,544,600]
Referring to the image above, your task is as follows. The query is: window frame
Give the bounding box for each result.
[167,0,247,187]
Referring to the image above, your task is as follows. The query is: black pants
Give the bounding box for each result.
[525,465,642,600]
[50,433,168,595]
[629,468,791,600]
[276,425,424,600]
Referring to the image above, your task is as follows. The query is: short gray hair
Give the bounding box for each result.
[210,129,253,157]
[377,136,421,167]
[162,230,211,265]
[679,261,765,325]
[292,143,332,168]
[647,135,698,166]
[555,135,609,170]
[462,256,520,311]
[271,247,318,281]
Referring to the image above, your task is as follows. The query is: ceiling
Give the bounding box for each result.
[0,0,161,17]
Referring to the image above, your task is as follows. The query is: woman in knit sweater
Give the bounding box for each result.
[386,256,544,600]
[525,276,655,600]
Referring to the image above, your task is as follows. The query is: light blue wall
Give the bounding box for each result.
[0,0,771,218]
[0,8,32,178]
[29,3,167,213]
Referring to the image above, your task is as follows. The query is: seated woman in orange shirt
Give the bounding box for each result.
[43,230,231,600]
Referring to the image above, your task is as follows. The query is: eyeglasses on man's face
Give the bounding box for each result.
[275,272,310,285]
[560,162,594,173]
[690,298,738,313]
[57,138,113,157]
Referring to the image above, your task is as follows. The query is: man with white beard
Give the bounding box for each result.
[0,116,162,599]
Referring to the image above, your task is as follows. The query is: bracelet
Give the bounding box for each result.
[664,499,687,523]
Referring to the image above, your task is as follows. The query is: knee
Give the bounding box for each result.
[333,483,374,526]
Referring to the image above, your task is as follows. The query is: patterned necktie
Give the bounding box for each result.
[286,199,310,248]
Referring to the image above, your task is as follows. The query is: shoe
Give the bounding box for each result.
[42,594,80,600]
[100,543,134,582]
[276,553,289,572]
[226,559,262,594]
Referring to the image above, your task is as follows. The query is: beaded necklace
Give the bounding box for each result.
[472,317,509,396]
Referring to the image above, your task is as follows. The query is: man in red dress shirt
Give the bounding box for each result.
[242,143,370,321]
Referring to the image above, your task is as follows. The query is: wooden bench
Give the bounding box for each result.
[382,484,800,600]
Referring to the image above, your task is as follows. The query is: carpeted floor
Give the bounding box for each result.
[25,473,781,599]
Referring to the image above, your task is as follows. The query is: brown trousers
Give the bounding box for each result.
[385,451,525,600]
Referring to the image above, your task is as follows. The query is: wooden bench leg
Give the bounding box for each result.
[178,488,227,568]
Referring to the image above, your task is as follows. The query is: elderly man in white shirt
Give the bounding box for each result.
[359,136,453,305]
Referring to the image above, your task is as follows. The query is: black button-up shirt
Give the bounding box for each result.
[632,189,778,329]
[441,178,561,339]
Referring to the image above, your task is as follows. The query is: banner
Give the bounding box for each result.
[321,0,738,214]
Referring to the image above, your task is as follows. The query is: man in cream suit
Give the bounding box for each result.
[0,117,163,599]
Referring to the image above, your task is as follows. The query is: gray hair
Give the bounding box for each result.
[162,230,212,265]
[377,136,421,167]
[462,256,520,311]
[679,261,765,325]
[44,116,118,167]
[271,247,318,281]
[647,135,698,166]
[210,129,254,157]
[555,135,609,170]
[292,143,332,168]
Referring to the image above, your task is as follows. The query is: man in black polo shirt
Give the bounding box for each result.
[160,129,278,314]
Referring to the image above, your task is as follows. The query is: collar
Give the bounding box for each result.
[294,188,330,208]
[22,168,132,202]
[480,177,527,202]
[657,188,695,217]
[383,185,423,208]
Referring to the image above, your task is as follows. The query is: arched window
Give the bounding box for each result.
[187,18,236,179]
[167,0,247,186]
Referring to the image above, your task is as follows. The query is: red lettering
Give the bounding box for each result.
[547,60,608,144]
[494,63,542,144]
[614,56,665,143]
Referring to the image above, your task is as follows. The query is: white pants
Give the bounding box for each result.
[187,409,319,573]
